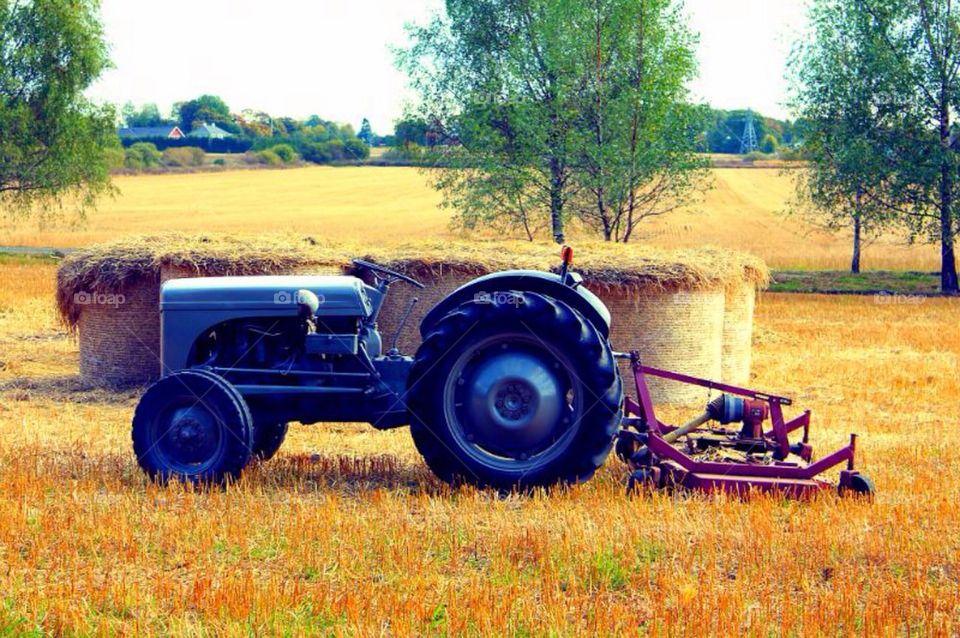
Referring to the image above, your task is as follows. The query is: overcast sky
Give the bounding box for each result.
[87,0,808,133]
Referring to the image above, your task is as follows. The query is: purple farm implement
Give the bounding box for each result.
[614,352,874,498]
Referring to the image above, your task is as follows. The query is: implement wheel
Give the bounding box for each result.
[408,291,622,490]
[839,473,875,499]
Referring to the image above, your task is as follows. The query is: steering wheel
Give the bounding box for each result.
[352,259,425,289]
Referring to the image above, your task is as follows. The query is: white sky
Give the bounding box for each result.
[87,0,808,134]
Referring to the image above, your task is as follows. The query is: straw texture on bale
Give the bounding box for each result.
[57,233,768,395]
[721,282,757,385]
[601,289,726,405]
[77,275,162,386]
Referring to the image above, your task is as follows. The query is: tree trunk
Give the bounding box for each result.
[939,100,959,293]
[851,191,862,274]
[939,188,958,292]
[550,158,565,244]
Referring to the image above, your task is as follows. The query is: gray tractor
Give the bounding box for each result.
[132,251,623,490]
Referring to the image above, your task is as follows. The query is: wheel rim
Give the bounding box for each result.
[150,397,226,475]
[443,334,582,472]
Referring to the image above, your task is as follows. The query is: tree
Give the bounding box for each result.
[569,0,708,242]
[0,0,116,221]
[789,0,901,273]
[400,0,702,244]
[174,95,236,133]
[394,118,431,147]
[399,0,590,243]
[357,118,374,145]
[759,133,778,154]
[792,0,960,291]
[124,142,162,170]
[862,0,960,292]
[122,102,173,128]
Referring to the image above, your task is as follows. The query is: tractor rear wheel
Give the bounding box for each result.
[132,370,254,484]
[408,291,622,490]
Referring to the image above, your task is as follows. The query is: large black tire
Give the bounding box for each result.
[408,290,622,490]
[252,422,288,461]
[132,370,254,483]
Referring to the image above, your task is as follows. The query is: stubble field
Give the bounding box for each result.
[0,246,958,634]
[0,166,941,271]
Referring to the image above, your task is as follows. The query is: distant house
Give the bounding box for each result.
[187,123,233,140]
[118,125,185,140]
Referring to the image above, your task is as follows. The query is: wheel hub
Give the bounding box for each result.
[164,406,219,465]
[495,382,534,420]
[454,347,568,458]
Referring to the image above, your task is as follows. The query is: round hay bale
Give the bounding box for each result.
[601,288,725,406]
[77,275,162,387]
[57,234,768,398]
[721,282,756,385]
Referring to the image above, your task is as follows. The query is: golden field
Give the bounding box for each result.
[0,254,958,634]
[0,166,941,271]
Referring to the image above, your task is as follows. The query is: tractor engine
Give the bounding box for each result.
[159,274,409,429]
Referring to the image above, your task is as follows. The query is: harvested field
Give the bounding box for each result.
[1,256,958,634]
[0,166,940,271]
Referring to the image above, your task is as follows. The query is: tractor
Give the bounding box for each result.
[131,249,873,497]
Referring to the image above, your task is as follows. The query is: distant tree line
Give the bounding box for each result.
[699,109,801,155]
[119,97,370,164]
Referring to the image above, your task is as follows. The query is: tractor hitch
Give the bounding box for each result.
[615,352,874,499]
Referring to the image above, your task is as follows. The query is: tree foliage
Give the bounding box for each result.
[122,102,173,128]
[174,95,240,134]
[399,0,705,243]
[0,0,116,221]
[702,109,799,154]
[568,0,708,242]
[357,118,374,145]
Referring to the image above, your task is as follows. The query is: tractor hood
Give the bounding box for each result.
[161,275,375,317]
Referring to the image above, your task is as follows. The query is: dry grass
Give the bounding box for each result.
[0,166,941,270]
[55,233,769,328]
[1,257,958,635]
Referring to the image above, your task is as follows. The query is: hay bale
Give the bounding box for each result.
[58,233,352,387]
[374,271,479,355]
[721,282,756,385]
[602,289,725,405]
[77,275,162,386]
[57,234,768,396]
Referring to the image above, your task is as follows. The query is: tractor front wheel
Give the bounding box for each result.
[408,291,622,490]
[132,370,254,484]
[252,422,288,461]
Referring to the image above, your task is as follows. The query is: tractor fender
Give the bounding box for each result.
[419,270,611,339]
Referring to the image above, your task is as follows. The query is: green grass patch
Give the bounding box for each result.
[0,252,61,266]
[770,270,942,294]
